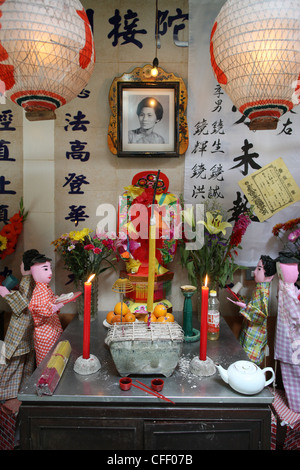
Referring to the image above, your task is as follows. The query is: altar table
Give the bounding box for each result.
[18,315,273,450]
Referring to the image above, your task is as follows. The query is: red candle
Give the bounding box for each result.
[82,274,95,359]
[200,275,209,361]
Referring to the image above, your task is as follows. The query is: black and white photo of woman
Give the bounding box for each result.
[128,97,167,144]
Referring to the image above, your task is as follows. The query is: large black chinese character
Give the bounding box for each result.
[157,8,188,47]
[108,9,147,48]
[191,140,208,156]
[77,88,91,99]
[190,163,206,179]
[228,191,259,223]
[193,119,208,136]
[65,205,89,224]
[0,110,16,131]
[0,204,9,223]
[211,139,224,154]
[211,119,225,134]
[0,139,14,161]
[66,140,90,162]
[230,139,261,176]
[277,118,293,136]
[209,164,224,181]
[0,176,16,194]
[208,185,224,199]
[64,111,90,131]
[191,185,205,199]
[63,173,90,194]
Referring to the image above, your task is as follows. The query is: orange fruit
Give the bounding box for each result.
[136,313,147,322]
[114,302,129,316]
[106,311,116,324]
[165,312,174,322]
[153,303,168,318]
[124,312,136,323]
[143,313,157,323]
[111,314,122,324]
[157,316,169,323]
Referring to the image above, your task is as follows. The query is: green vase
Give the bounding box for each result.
[76,277,99,321]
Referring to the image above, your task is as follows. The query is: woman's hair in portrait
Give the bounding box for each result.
[136,97,164,121]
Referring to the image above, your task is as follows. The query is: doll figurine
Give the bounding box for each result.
[274,252,300,412]
[228,255,276,365]
[28,254,64,366]
[0,249,40,409]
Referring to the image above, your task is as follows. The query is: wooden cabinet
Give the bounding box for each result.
[19,403,271,450]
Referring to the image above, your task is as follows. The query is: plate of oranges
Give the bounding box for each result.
[104,302,175,327]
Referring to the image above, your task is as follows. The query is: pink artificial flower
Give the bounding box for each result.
[288,229,300,242]
[93,247,102,254]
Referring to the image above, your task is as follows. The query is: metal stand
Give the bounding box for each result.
[181,286,200,342]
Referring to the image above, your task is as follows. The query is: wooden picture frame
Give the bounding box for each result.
[108,64,188,158]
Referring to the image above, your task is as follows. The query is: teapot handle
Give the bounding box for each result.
[262,367,275,387]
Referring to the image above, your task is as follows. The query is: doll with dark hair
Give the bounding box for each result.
[228,255,276,365]
[0,249,45,408]
[28,258,64,366]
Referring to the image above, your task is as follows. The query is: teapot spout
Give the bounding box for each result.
[215,363,229,384]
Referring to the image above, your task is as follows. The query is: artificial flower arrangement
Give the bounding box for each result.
[0,198,28,260]
[52,228,121,283]
[272,217,300,262]
[180,199,252,289]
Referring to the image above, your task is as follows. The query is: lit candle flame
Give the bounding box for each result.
[87,274,96,283]
[204,275,208,287]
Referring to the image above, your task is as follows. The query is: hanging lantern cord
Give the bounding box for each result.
[151,0,159,76]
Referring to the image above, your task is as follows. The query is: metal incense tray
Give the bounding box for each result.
[105,322,184,377]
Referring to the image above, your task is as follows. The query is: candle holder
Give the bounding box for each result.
[180,285,200,342]
[74,354,101,375]
[74,274,101,375]
[189,355,216,377]
[112,277,134,321]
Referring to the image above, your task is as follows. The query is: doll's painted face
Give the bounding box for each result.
[277,262,299,283]
[254,259,274,283]
[31,261,52,284]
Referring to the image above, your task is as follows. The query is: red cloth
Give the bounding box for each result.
[0,405,16,450]
[29,283,63,366]
[271,388,300,450]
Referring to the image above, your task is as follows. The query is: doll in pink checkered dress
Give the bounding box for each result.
[275,252,300,413]
[28,255,64,366]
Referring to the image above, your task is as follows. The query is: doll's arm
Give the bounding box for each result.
[52,302,64,313]
[0,285,29,316]
[227,297,247,309]
[0,286,10,297]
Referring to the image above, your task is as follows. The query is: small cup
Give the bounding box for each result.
[151,378,164,392]
[119,377,132,391]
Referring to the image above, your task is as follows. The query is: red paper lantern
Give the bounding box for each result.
[0,0,95,119]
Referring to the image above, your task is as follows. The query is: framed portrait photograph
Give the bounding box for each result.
[107,65,188,158]
[117,81,179,157]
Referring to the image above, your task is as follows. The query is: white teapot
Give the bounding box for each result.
[215,360,275,395]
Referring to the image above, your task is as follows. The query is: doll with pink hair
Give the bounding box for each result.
[28,254,64,366]
[274,252,300,412]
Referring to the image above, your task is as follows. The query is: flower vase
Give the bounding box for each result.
[76,277,99,321]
